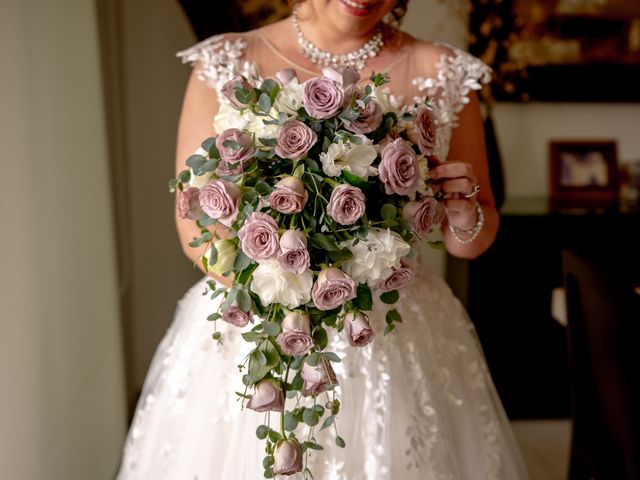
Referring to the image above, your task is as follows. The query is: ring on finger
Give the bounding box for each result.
[464,184,480,199]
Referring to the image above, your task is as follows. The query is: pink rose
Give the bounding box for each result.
[276,311,313,356]
[303,77,344,119]
[311,267,356,311]
[215,128,255,175]
[345,312,375,347]
[268,176,309,214]
[301,358,338,397]
[222,305,252,328]
[378,260,415,292]
[402,197,443,240]
[346,96,383,135]
[198,180,240,227]
[246,379,285,413]
[220,75,255,108]
[321,66,360,88]
[407,105,437,156]
[176,187,204,220]
[273,439,303,476]
[378,138,421,196]
[277,229,310,274]
[275,68,297,86]
[275,120,317,161]
[327,184,365,225]
[237,212,280,262]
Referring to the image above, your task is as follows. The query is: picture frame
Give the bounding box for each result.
[549,140,618,205]
[469,0,640,102]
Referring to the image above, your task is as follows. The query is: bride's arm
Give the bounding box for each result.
[434,91,499,259]
[175,66,230,275]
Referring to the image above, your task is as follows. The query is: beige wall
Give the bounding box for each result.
[0,0,126,479]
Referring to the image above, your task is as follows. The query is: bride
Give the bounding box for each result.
[117,1,529,478]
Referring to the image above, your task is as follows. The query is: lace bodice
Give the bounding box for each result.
[177,29,491,161]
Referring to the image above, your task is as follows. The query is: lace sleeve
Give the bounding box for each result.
[413,45,492,129]
[176,34,258,99]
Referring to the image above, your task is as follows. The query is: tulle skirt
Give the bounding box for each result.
[117,269,529,480]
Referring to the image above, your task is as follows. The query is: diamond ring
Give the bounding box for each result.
[464,184,480,199]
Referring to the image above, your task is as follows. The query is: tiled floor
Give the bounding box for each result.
[511,419,572,480]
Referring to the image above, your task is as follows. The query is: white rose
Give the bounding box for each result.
[213,103,280,141]
[342,228,411,286]
[203,239,237,275]
[251,259,313,309]
[319,138,378,179]
[188,147,213,188]
[273,79,304,115]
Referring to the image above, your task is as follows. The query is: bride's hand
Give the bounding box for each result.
[429,159,480,231]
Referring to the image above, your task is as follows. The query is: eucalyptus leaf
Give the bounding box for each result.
[322,352,341,363]
[381,203,397,221]
[341,170,369,189]
[380,290,399,304]
[320,415,335,431]
[207,312,221,322]
[258,92,271,114]
[335,436,346,448]
[312,327,328,350]
[256,425,269,440]
[263,321,281,337]
[353,284,373,311]
[302,408,320,427]
[284,411,298,431]
[201,137,215,151]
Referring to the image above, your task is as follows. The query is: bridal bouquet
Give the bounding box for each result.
[170,66,443,478]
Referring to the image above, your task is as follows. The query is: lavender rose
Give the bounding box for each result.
[237,212,280,261]
[378,138,421,196]
[246,379,284,413]
[402,197,443,240]
[275,120,317,161]
[407,105,437,156]
[222,305,252,328]
[327,184,365,225]
[321,66,360,88]
[278,229,310,274]
[275,68,297,86]
[346,97,383,134]
[273,439,303,476]
[268,176,308,214]
[176,187,204,220]
[301,359,338,396]
[345,312,375,347]
[303,77,344,120]
[198,179,240,227]
[311,267,356,311]
[215,128,254,175]
[378,260,415,292]
[220,75,255,108]
[276,311,313,356]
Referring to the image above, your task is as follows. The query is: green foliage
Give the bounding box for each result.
[353,284,373,311]
[380,289,399,304]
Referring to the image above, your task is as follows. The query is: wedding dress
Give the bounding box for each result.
[117,29,530,480]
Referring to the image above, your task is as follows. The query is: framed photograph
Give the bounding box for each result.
[469,0,640,102]
[550,140,618,205]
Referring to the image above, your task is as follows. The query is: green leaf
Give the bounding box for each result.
[328,248,353,263]
[258,92,271,113]
[284,411,298,431]
[341,170,370,189]
[313,404,325,416]
[199,158,219,173]
[380,290,399,304]
[252,349,267,367]
[263,321,281,337]
[312,327,328,350]
[290,371,303,390]
[233,250,253,272]
[380,203,397,221]
[260,78,280,99]
[241,331,262,343]
[185,154,206,170]
[258,137,277,147]
[207,312,221,322]
[263,455,275,469]
[322,352,341,363]
[427,240,446,250]
[353,284,373,311]
[384,324,396,336]
[201,137,215,151]
[335,436,346,448]
[178,170,191,183]
[212,332,222,341]
[310,233,340,252]
[306,352,321,366]
[221,285,238,310]
[386,309,402,324]
[267,430,282,443]
[222,139,242,150]
[302,441,324,451]
[256,425,269,440]
[234,86,254,105]
[255,181,271,195]
[236,288,252,312]
[320,415,335,431]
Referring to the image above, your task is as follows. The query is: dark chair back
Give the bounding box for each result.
[563,250,639,480]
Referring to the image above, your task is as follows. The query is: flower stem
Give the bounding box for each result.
[280,358,292,438]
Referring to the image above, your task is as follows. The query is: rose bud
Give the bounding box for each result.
[273,438,303,476]
[246,379,285,413]
[321,66,360,88]
[176,187,204,220]
[303,76,344,120]
[199,179,241,227]
[379,138,421,196]
[237,212,280,262]
[276,311,313,356]
[275,120,317,161]
[275,68,298,86]
[220,75,255,108]
[222,304,252,328]
[277,229,310,274]
[268,176,309,214]
[326,184,365,225]
[378,260,415,292]
[402,197,443,240]
[407,104,437,156]
[204,239,237,275]
[311,267,356,311]
[215,128,255,175]
[344,312,375,347]
[301,359,338,397]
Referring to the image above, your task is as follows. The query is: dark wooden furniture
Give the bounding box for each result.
[447,196,640,419]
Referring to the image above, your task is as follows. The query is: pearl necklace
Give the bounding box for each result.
[292,8,384,72]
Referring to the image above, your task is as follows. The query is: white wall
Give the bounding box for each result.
[0,1,126,479]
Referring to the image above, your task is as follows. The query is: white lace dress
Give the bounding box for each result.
[116,30,530,480]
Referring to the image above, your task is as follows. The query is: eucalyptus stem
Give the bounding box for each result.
[280,358,292,438]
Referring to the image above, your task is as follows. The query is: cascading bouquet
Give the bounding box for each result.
[170,66,443,478]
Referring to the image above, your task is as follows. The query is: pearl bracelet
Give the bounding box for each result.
[448,200,484,244]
